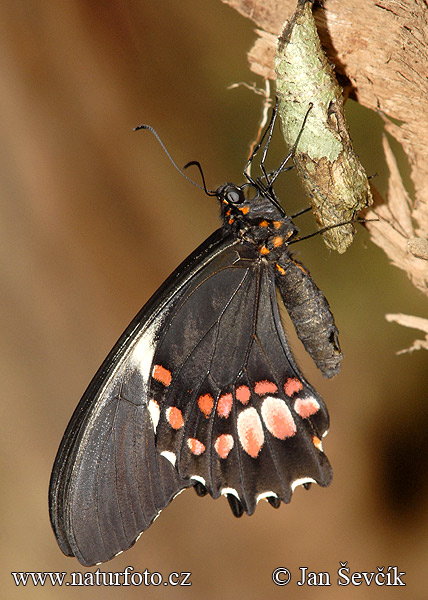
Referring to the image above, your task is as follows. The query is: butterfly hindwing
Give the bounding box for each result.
[151,240,332,515]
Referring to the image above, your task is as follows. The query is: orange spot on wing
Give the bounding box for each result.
[284,377,303,397]
[217,393,233,418]
[294,396,320,418]
[236,385,251,405]
[198,393,214,417]
[214,434,234,459]
[254,380,278,396]
[187,438,205,455]
[166,407,184,429]
[312,436,323,451]
[153,364,172,387]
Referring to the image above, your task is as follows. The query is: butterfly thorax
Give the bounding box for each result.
[217,182,298,261]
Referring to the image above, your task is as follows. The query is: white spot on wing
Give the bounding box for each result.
[172,488,187,500]
[221,487,240,500]
[125,312,167,402]
[190,475,206,486]
[135,530,144,543]
[160,451,176,467]
[130,317,160,369]
[152,509,162,524]
[291,477,316,492]
[148,399,160,432]
[256,491,278,504]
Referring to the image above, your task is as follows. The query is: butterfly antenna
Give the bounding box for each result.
[134,124,214,193]
[183,160,216,196]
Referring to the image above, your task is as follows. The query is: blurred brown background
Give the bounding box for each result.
[2,1,427,598]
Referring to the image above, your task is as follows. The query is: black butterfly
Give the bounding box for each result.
[49,107,342,566]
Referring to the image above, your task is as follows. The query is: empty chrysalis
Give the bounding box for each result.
[275,0,373,253]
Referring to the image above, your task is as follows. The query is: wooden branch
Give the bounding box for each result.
[222,0,428,299]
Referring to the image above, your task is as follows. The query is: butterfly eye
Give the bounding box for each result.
[226,188,245,204]
[227,190,244,204]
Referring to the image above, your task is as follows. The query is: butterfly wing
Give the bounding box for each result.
[49,229,235,566]
[150,241,332,516]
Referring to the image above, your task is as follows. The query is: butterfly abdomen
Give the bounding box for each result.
[275,255,342,378]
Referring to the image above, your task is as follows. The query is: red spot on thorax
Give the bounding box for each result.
[254,380,278,396]
[276,263,286,275]
[236,385,251,405]
[214,434,234,459]
[198,393,214,417]
[273,236,283,247]
[152,364,172,387]
[284,377,303,397]
[188,438,205,455]
[166,407,184,429]
[217,393,233,418]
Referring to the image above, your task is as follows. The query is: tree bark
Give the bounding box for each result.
[222,0,428,298]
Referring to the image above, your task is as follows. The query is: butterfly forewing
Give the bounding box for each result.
[49,231,236,566]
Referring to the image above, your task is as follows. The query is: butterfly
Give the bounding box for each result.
[49,106,342,566]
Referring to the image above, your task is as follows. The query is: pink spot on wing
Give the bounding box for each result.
[217,393,233,418]
[166,407,184,430]
[198,393,214,418]
[261,397,296,439]
[187,438,205,455]
[237,408,264,458]
[284,377,303,397]
[236,385,251,405]
[214,434,234,459]
[294,396,320,418]
[254,380,278,396]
